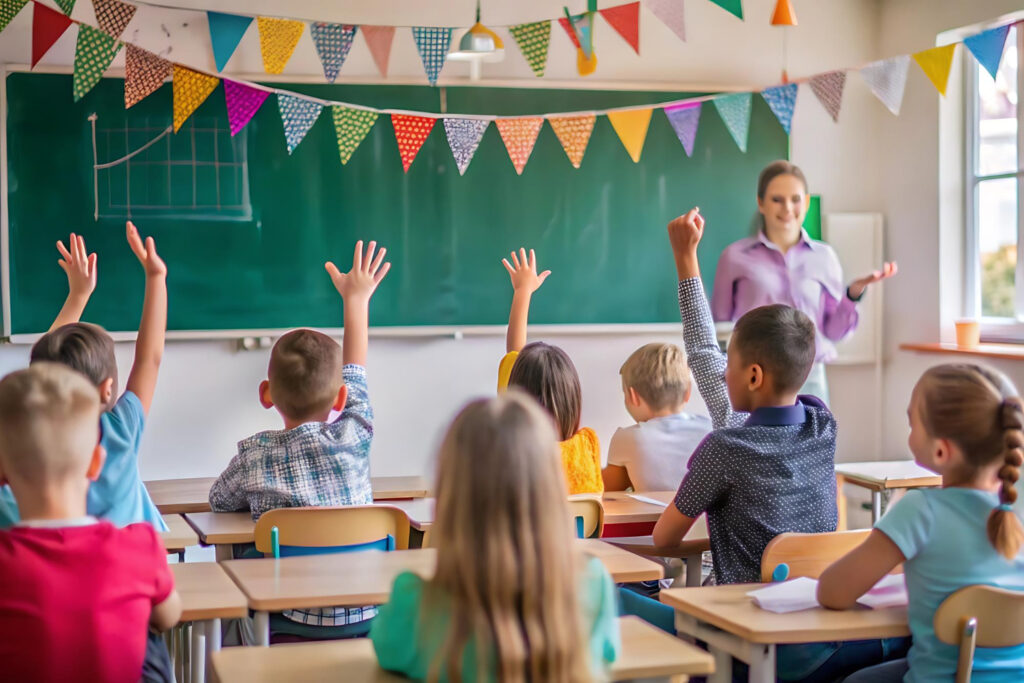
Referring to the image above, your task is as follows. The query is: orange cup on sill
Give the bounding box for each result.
[954,319,980,349]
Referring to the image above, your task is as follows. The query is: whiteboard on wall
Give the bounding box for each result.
[824,213,884,365]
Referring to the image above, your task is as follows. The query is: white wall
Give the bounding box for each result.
[1,0,892,481]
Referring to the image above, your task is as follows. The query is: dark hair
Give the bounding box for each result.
[30,323,117,407]
[507,342,581,441]
[731,305,816,393]
[268,329,343,421]
[757,160,808,199]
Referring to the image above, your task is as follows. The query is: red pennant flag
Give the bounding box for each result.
[557,17,580,49]
[391,114,435,172]
[599,2,639,54]
[32,2,73,67]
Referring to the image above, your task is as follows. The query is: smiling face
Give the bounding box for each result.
[757,173,809,237]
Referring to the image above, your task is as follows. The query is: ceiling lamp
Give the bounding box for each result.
[448,0,505,79]
[771,0,797,26]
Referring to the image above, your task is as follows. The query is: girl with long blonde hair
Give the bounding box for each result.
[370,391,620,682]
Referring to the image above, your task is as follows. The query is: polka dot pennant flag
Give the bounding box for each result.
[332,105,378,165]
[598,2,639,54]
[607,109,653,163]
[172,64,219,132]
[362,25,395,78]
[548,114,595,168]
[0,0,29,35]
[32,1,74,68]
[277,93,323,155]
[257,16,305,75]
[913,43,957,96]
[808,70,845,123]
[73,23,122,101]
[93,0,136,39]
[311,23,357,83]
[663,102,701,157]
[860,55,910,116]
[391,114,436,173]
[55,0,75,15]
[712,92,751,152]
[443,118,488,175]
[964,25,1010,81]
[495,118,543,175]
[509,21,550,78]
[761,82,797,134]
[124,44,170,109]
[645,0,685,43]
[224,79,269,136]
[207,11,253,72]
[412,26,452,86]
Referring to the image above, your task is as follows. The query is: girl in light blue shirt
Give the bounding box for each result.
[818,363,1024,682]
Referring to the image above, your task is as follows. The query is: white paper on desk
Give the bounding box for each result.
[748,577,820,613]
[856,574,908,609]
[627,493,669,507]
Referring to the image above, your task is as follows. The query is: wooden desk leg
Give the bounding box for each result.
[190,621,206,683]
[871,491,882,524]
[748,644,776,683]
[204,618,221,683]
[254,611,270,647]
[214,544,233,562]
[685,554,702,587]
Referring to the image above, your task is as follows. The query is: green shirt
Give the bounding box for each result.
[370,556,620,681]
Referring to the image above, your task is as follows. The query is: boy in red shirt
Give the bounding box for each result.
[0,363,181,683]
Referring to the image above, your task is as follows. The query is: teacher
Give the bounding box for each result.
[711,161,897,402]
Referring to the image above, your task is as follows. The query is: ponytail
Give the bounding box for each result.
[987,398,1024,559]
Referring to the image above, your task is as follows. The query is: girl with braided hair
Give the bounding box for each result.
[817,363,1024,682]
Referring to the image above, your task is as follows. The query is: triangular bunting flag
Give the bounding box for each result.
[645,0,685,42]
[443,118,489,175]
[712,93,752,152]
[391,114,436,172]
[412,27,452,86]
[224,80,269,136]
[709,0,743,19]
[311,23,357,83]
[599,2,639,54]
[559,12,595,58]
[257,16,304,75]
[509,21,551,77]
[913,44,957,96]
[207,11,252,72]
[92,0,136,39]
[32,2,73,68]
[124,44,170,108]
[73,23,121,101]
[558,15,580,49]
[333,106,378,165]
[548,115,595,168]
[172,64,219,132]
[860,55,910,115]
[964,25,1010,81]
[761,82,797,134]
[55,0,74,15]
[607,109,653,163]
[664,102,701,156]
[362,25,395,77]
[277,93,323,154]
[808,70,845,122]
[496,118,543,175]
[0,0,29,34]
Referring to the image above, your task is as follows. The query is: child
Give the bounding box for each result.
[209,240,390,637]
[498,248,603,495]
[0,363,181,682]
[0,224,169,532]
[602,343,712,491]
[371,391,620,682]
[819,364,1024,683]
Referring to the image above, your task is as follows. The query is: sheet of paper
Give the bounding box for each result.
[627,493,669,507]
[748,577,820,613]
[856,574,908,609]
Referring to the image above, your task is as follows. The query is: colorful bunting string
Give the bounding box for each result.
[646,0,686,42]
[412,26,452,86]
[444,118,489,175]
[93,0,135,38]
[311,23,357,83]
[171,64,219,132]
[496,118,544,175]
[207,11,252,72]
[509,21,551,77]
[333,106,378,165]
[124,44,170,108]
[257,16,304,75]
[224,79,269,136]
[964,25,1010,80]
[712,92,752,152]
[808,71,845,122]
[860,55,910,116]
[607,109,653,163]
[761,82,797,134]
[73,22,121,101]
[392,114,436,172]
[599,2,640,54]
[548,115,596,168]
[32,1,73,67]
[664,102,701,156]
[913,44,957,96]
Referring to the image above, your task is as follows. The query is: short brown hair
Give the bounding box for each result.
[757,160,808,199]
[731,304,816,393]
[507,342,581,441]
[268,329,344,421]
[30,323,117,407]
[620,343,691,410]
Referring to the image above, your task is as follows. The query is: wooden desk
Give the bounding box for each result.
[211,615,712,682]
[660,583,909,683]
[160,514,199,558]
[222,540,662,646]
[834,461,941,522]
[183,511,256,560]
[604,515,710,587]
[170,562,248,683]
[147,475,431,514]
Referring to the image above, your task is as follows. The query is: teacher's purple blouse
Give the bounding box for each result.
[710,229,858,363]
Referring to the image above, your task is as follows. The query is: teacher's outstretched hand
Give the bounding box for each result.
[848,261,899,301]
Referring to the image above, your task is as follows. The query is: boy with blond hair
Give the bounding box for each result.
[602,343,711,492]
[0,363,181,682]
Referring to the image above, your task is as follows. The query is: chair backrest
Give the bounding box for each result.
[568,498,604,539]
[934,585,1024,683]
[760,530,873,582]
[253,505,411,557]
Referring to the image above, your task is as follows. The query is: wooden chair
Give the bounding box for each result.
[760,529,872,582]
[568,498,604,539]
[934,585,1024,683]
[254,505,411,556]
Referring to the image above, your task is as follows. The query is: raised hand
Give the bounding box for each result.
[56,233,97,300]
[325,240,391,303]
[667,208,705,280]
[848,261,898,300]
[502,248,551,294]
[126,221,167,278]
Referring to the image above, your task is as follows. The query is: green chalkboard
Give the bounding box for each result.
[5,72,787,334]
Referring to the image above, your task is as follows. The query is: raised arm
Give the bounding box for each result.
[502,248,550,353]
[124,222,167,416]
[49,234,98,331]
[325,240,391,367]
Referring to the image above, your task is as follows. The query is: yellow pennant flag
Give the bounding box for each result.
[172,65,219,133]
[258,17,305,74]
[607,109,653,163]
[913,44,957,96]
[548,115,596,168]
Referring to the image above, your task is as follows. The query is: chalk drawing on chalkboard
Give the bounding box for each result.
[89,114,252,222]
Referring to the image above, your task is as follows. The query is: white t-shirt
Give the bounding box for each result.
[607,412,713,491]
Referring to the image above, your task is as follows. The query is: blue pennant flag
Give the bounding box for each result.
[311,23,357,83]
[761,83,798,134]
[713,93,752,153]
[277,93,323,154]
[412,27,452,86]
[964,25,1011,80]
[207,11,253,72]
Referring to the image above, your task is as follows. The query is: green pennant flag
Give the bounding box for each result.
[332,106,378,165]
[55,0,75,14]
[73,24,122,101]
[509,20,551,78]
[0,0,29,33]
[710,0,743,19]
